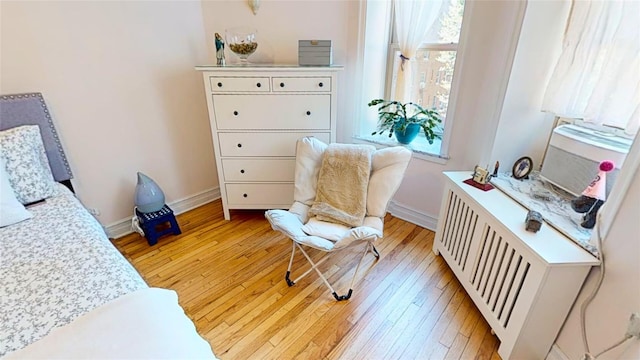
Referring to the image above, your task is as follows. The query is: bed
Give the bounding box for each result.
[0,93,216,358]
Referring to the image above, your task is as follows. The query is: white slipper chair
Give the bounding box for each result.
[265,137,411,300]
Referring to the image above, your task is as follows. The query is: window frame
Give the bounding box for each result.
[384,41,464,139]
[352,0,474,165]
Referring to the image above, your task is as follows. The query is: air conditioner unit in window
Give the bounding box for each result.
[540,124,632,197]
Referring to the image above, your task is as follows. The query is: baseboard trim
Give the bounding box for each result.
[105,218,137,240]
[387,200,438,231]
[170,186,221,215]
[107,191,435,238]
[105,187,221,239]
[546,344,570,360]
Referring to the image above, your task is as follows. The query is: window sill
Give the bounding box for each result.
[352,135,449,165]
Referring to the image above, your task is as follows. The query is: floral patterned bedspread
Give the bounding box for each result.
[0,184,147,356]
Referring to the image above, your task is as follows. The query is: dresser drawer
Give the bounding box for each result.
[213,94,330,130]
[226,183,294,206]
[210,77,270,92]
[222,159,295,182]
[218,132,330,157]
[272,77,331,92]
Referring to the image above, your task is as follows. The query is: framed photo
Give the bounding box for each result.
[512,156,533,180]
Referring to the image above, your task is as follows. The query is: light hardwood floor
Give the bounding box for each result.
[113,200,501,359]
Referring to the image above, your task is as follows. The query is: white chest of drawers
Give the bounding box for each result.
[196,65,342,220]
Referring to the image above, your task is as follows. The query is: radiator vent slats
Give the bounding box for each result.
[485,237,508,302]
[473,227,531,329]
[438,191,531,330]
[439,191,478,270]
[441,190,457,250]
[490,247,515,312]
[504,262,530,328]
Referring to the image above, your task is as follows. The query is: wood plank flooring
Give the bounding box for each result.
[113,200,501,359]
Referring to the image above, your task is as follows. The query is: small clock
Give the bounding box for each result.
[512,156,533,180]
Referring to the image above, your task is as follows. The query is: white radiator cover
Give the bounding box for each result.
[434,172,600,359]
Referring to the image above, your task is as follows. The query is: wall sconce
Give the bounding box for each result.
[249,0,260,15]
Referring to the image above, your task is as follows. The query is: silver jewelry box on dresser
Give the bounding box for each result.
[298,40,332,66]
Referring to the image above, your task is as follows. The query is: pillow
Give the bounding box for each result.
[0,125,57,204]
[0,157,33,227]
[301,217,351,241]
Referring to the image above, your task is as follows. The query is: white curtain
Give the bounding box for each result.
[393,0,445,102]
[542,0,640,135]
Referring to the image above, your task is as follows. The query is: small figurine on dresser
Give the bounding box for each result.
[570,160,614,229]
[215,32,225,66]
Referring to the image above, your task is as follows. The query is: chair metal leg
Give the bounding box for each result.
[285,242,296,286]
[295,243,337,294]
[285,242,333,287]
[284,240,381,301]
[335,241,374,301]
[333,290,353,301]
[371,243,380,259]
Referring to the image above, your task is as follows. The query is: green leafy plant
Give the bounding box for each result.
[368,99,443,144]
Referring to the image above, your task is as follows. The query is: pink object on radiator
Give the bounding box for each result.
[581,160,615,201]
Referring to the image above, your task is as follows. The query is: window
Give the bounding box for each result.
[357,0,466,159]
[542,1,639,135]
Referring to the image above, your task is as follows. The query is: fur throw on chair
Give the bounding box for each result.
[309,143,375,227]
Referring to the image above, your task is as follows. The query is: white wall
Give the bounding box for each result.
[489,0,569,171]
[553,133,640,360]
[0,1,217,226]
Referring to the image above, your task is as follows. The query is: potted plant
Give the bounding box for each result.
[368,99,443,145]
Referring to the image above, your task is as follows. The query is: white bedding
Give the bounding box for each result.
[0,184,147,356]
[4,288,216,359]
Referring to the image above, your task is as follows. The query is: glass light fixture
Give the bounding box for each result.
[249,0,260,15]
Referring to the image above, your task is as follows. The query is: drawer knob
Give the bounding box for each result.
[243,193,248,198]
[240,169,245,174]
[280,82,285,88]
[319,82,324,87]
[217,82,223,87]
[237,143,242,148]
[256,82,261,87]
[306,111,311,116]
[233,111,239,116]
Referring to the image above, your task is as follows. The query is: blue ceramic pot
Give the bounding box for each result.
[135,172,165,213]
[394,122,420,144]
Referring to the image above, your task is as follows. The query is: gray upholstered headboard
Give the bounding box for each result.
[0,93,73,183]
